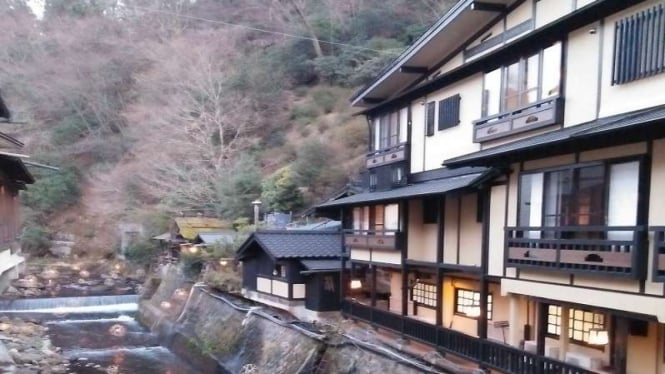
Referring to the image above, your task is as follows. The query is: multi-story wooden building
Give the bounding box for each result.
[318,1,665,373]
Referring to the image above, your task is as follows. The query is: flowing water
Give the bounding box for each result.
[0,295,201,374]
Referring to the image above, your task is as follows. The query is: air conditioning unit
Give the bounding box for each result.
[565,352,602,370]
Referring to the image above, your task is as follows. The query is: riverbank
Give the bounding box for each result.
[0,316,69,373]
[140,264,482,374]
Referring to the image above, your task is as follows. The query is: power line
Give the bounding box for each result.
[120,4,394,54]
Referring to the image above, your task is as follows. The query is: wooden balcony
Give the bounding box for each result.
[366,143,409,169]
[344,230,404,251]
[505,226,646,279]
[473,97,563,143]
[341,300,594,374]
[650,227,665,282]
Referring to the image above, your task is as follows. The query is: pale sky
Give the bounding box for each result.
[26,0,45,19]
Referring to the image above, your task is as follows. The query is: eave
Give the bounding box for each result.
[358,0,646,116]
[351,0,518,106]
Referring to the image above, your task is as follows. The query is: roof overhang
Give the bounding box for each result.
[317,168,496,208]
[351,0,518,107]
[355,0,646,114]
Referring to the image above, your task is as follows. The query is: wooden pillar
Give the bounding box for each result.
[436,268,443,326]
[559,305,570,360]
[613,316,629,374]
[536,302,547,356]
[371,265,377,307]
[508,293,521,347]
[477,279,489,339]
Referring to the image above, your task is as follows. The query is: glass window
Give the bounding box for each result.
[389,112,399,146]
[547,305,605,345]
[384,204,399,231]
[483,42,561,115]
[353,204,400,233]
[503,61,521,111]
[484,68,502,116]
[519,161,639,232]
[454,288,493,320]
[542,43,561,98]
[411,282,437,308]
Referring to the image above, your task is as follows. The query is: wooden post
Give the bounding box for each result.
[536,302,547,356]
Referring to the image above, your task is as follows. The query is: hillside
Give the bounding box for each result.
[0,0,454,255]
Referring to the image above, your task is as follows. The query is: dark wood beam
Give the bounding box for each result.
[399,66,429,74]
[471,1,507,12]
[362,97,385,105]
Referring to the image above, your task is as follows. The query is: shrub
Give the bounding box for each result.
[181,252,205,278]
[290,102,319,122]
[203,270,241,293]
[21,225,51,255]
[22,167,81,215]
[311,88,338,114]
[124,241,160,266]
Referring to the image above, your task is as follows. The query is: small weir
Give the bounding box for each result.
[0,294,200,374]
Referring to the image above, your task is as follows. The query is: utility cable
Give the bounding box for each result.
[119,4,394,54]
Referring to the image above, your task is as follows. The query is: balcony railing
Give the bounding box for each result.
[342,300,594,374]
[505,226,646,279]
[473,97,563,143]
[344,230,404,251]
[366,143,409,169]
[650,227,665,282]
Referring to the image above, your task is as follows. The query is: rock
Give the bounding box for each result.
[48,241,75,258]
[11,351,41,365]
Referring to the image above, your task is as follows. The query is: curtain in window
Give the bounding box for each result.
[608,162,639,240]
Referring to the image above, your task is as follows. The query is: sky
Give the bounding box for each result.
[26,0,45,19]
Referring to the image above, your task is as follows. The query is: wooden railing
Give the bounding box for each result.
[505,226,646,279]
[650,227,665,282]
[366,143,409,169]
[342,300,595,374]
[344,230,404,251]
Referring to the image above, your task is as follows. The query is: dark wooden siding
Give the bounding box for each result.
[305,272,341,312]
[0,185,19,244]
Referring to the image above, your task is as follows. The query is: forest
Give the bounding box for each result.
[0,0,453,254]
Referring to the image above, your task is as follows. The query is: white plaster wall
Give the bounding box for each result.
[599,0,665,117]
[535,0,573,28]
[458,193,482,267]
[272,279,289,298]
[564,21,601,127]
[443,194,460,264]
[257,277,271,293]
[292,283,305,299]
[418,75,482,171]
[488,184,507,277]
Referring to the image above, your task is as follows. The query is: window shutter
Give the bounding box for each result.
[438,94,461,130]
[426,101,436,136]
[613,3,665,85]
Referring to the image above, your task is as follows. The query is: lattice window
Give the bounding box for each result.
[411,282,437,307]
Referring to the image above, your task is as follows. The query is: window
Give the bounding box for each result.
[454,288,493,320]
[352,204,399,232]
[613,3,665,85]
[422,197,439,224]
[547,305,606,345]
[411,282,437,308]
[391,165,405,185]
[438,94,461,130]
[371,108,406,151]
[426,101,436,136]
[274,264,286,278]
[483,42,561,116]
[518,160,639,237]
[369,173,377,191]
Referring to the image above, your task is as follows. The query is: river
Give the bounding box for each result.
[0,295,200,373]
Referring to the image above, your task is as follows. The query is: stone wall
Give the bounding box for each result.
[139,265,438,374]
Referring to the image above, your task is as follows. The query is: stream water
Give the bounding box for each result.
[0,295,201,374]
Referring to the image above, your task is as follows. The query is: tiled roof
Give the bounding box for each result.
[445,104,665,167]
[299,259,343,272]
[237,231,342,260]
[174,217,231,240]
[317,170,486,208]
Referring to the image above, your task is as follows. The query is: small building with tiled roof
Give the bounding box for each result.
[170,216,231,241]
[236,230,344,319]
